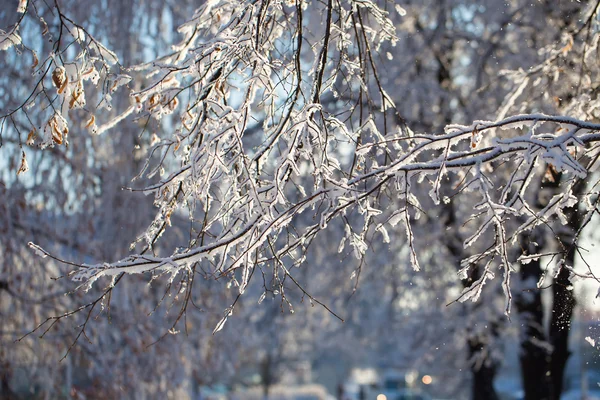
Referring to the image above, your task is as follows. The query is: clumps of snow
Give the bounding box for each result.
[28,242,48,258]
[0,30,22,51]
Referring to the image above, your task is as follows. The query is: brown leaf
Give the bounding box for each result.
[52,66,66,90]
[85,114,96,129]
[31,51,38,69]
[26,128,35,146]
[17,151,29,175]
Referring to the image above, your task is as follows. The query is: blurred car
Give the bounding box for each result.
[393,389,431,400]
[561,389,600,400]
[231,383,332,400]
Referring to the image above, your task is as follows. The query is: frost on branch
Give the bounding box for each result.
[1,1,128,154]
[0,29,22,51]
[16,0,600,332]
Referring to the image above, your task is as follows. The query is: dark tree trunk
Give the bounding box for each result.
[517,173,583,400]
[261,353,274,400]
[516,263,575,400]
[443,201,501,400]
[548,177,583,400]
[468,337,500,400]
[515,233,551,400]
[0,368,15,400]
[462,272,501,400]
[549,264,575,400]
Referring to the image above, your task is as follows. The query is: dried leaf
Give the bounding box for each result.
[52,66,66,90]
[26,128,35,146]
[31,50,38,69]
[17,151,29,175]
[85,114,96,129]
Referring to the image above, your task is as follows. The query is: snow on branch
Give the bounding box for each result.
[11,0,600,328]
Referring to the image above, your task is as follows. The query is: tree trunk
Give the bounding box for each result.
[468,336,500,400]
[548,177,583,400]
[519,173,583,400]
[468,322,499,400]
[549,264,575,400]
[261,353,273,400]
[443,201,501,400]
[515,235,551,400]
[463,272,501,400]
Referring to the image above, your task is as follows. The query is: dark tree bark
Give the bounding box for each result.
[463,271,501,400]
[516,174,584,400]
[261,353,274,400]
[548,178,583,399]
[548,176,583,400]
[515,232,551,400]
[443,201,501,400]
[468,333,500,400]
[516,272,575,400]
[549,265,576,400]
